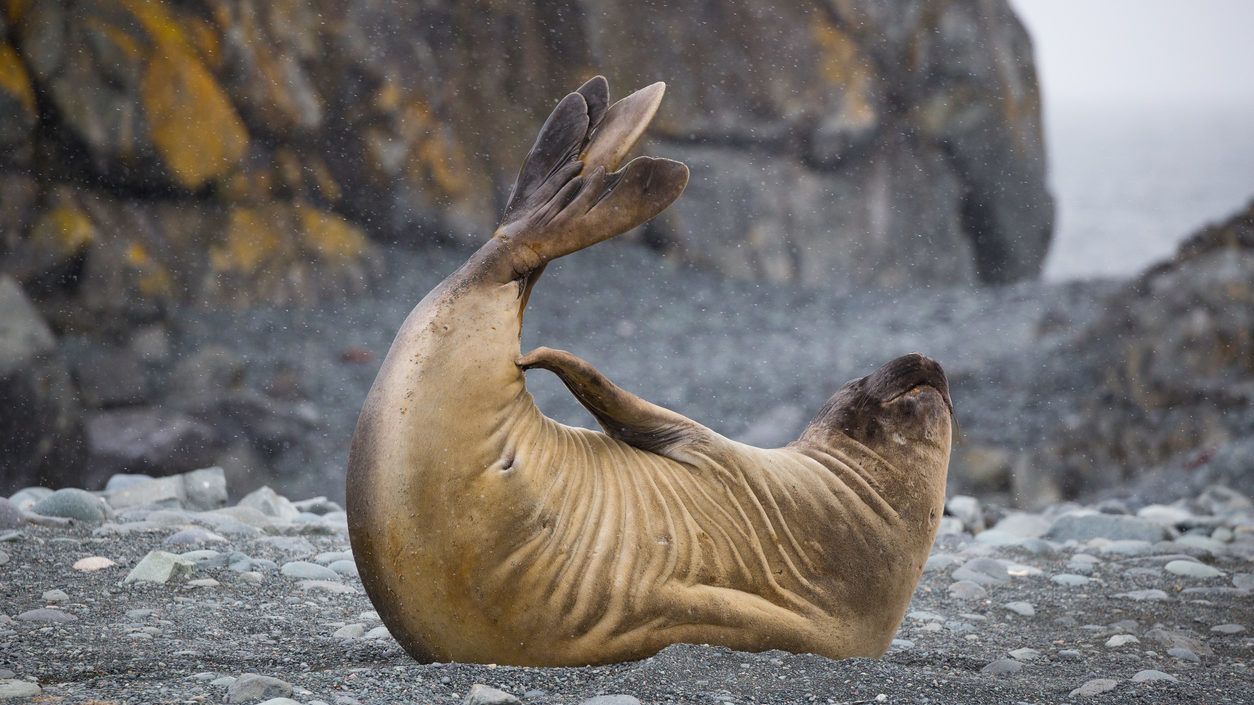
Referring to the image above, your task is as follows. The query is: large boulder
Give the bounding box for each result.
[1048,200,1254,495]
[1,0,1051,307]
[0,276,85,493]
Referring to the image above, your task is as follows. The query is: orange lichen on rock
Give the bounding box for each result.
[124,241,174,297]
[4,0,30,25]
[31,205,96,257]
[810,15,876,127]
[0,41,35,116]
[211,206,286,274]
[298,205,368,262]
[399,100,473,200]
[141,43,249,189]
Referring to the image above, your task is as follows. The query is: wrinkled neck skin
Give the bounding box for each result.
[347,239,949,666]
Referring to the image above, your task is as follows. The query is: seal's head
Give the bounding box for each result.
[798,353,954,481]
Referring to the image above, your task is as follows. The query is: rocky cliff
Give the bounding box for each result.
[0,0,1052,327]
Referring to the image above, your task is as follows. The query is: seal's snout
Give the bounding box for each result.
[866,353,953,416]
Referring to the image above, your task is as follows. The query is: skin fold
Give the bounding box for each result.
[346,77,953,667]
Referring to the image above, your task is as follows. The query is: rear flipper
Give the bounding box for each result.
[485,77,690,283]
[518,347,718,465]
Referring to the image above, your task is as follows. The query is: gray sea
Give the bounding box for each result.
[1042,105,1254,280]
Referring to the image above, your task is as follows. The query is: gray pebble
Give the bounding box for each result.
[211,676,238,687]
[889,638,913,651]
[1105,634,1138,648]
[41,589,68,603]
[227,673,292,703]
[462,684,521,705]
[31,489,107,524]
[1069,678,1119,697]
[1051,574,1091,587]
[333,623,366,639]
[1008,648,1041,661]
[180,549,228,570]
[924,553,958,573]
[328,559,359,577]
[0,498,26,530]
[1210,623,1245,634]
[281,561,340,581]
[256,699,302,705]
[314,550,353,565]
[0,680,42,699]
[15,608,75,623]
[1057,649,1082,660]
[1165,560,1223,578]
[947,580,987,600]
[165,527,228,546]
[980,658,1022,676]
[1003,601,1035,617]
[1130,670,1177,683]
[952,558,1009,586]
[187,578,220,588]
[1167,647,1200,663]
[364,626,391,639]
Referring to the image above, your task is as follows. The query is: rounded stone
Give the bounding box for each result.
[30,489,107,524]
[73,556,116,572]
[1167,647,1200,663]
[1131,669,1177,683]
[0,498,26,530]
[1003,601,1035,617]
[226,673,292,703]
[0,680,42,699]
[1070,678,1119,698]
[333,623,366,639]
[165,528,228,546]
[328,559,359,578]
[41,589,68,603]
[1211,623,1245,634]
[15,608,76,623]
[947,580,987,600]
[1165,560,1223,579]
[980,658,1023,676]
[463,684,521,705]
[281,561,340,581]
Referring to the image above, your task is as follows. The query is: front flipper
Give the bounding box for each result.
[518,347,717,464]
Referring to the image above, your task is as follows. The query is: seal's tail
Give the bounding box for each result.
[490,76,689,279]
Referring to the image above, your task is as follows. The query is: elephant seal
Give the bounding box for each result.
[346,76,953,667]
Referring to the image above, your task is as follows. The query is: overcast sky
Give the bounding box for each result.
[1010,0,1254,114]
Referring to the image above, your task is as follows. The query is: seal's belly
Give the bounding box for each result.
[394,421,912,665]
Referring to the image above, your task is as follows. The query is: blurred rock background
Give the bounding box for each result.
[0,0,1248,509]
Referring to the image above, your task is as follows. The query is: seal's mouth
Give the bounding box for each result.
[865,353,954,417]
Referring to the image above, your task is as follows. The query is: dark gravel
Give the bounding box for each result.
[1,517,1249,704]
